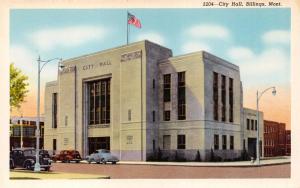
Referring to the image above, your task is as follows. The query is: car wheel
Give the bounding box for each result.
[76,161,79,163]
[25,161,32,170]
[112,161,116,165]
[45,167,50,171]
[101,158,106,164]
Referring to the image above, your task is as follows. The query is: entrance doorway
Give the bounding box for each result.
[248,138,257,159]
[88,137,110,154]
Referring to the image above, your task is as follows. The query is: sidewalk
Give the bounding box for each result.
[10,170,110,179]
[116,157,291,167]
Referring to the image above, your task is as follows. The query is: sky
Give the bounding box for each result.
[10,8,291,129]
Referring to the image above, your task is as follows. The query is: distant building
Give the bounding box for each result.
[285,130,291,156]
[242,108,264,158]
[10,116,44,150]
[264,120,289,157]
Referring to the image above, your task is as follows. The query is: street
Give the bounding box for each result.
[51,162,290,179]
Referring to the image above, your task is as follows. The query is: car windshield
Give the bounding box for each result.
[100,150,110,153]
[23,150,34,156]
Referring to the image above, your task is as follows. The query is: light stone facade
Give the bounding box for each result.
[242,108,264,158]
[44,40,262,161]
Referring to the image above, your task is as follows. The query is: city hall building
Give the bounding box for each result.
[44,40,246,161]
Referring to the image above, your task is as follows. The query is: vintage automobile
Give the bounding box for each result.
[86,149,119,164]
[10,148,52,171]
[52,150,82,163]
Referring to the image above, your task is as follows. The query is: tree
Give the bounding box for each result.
[10,63,29,111]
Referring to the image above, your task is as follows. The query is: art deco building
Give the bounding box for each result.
[44,40,248,161]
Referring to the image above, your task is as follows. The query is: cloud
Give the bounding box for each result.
[227,46,289,86]
[136,32,165,45]
[187,24,230,40]
[228,47,254,61]
[181,42,211,53]
[10,44,60,91]
[262,30,290,45]
[30,25,107,51]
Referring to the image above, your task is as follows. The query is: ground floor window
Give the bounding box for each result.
[214,134,219,150]
[53,139,57,151]
[222,135,227,150]
[163,135,171,150]
[230,136,234,150]
[177,135,185,149]
[88,137,110,154]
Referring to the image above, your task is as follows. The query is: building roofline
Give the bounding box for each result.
[46,81,57,87]
[62,40,172,64]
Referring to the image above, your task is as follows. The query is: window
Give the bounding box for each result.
[52,93,58,128]
[255,120,257,130]
[213,72,218,121]
[230,136,234,150]
[152,111,155,122]
[177,135,186,149]
[222,135,227,150]
[163,74,171,102]
[164,110,170,121]
[178,72,186,120]
[221,75,226,122]
[229,78,233,122]
[163,135,171,150]
[214,134,219,150]
[153,79,155,89]
[251,119,254,130]
[53,139,57,151]
[87,78,110,125]
[247,119,250,130]
[128,109,131,121]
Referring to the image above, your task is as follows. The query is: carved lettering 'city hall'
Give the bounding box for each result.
[44,40,264,162]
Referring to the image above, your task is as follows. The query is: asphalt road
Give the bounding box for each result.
[51,162,290,179]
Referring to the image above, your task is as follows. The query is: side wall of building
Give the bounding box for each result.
[203,52,242,160]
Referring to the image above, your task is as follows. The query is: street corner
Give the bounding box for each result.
[10,170,110,180]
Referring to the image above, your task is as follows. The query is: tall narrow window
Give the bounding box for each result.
[53,139,57,151]
[247,119,250,130]
[255,120,257,130]
[229,78,234,122]
[214,134,219,150]
[52,93,57,128]
[178,72,186,120]
[163,74,171,102]
[230,136,234,150]
[88,78,111,125]
[152,111,155,122]
[177,135,186,149]
[251,119,254,130]
[222,135,227,150]
[221,75,226,122]
[153,79,155,89]
[213,72,218,121]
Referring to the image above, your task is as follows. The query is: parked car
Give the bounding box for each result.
[10,148,52,171]
[52,150,82,163]
[86,149,119,164]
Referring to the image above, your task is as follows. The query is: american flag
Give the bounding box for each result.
[128,12,142,28]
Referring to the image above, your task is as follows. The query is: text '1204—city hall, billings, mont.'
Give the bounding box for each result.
[44,40,264,161]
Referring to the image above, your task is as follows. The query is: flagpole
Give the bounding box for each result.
[127,11,129,45]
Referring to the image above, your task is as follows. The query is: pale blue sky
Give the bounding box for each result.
[10,8,291,91]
